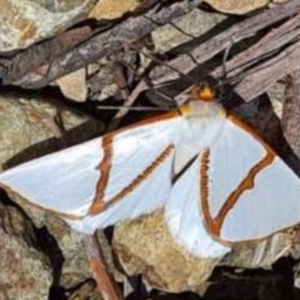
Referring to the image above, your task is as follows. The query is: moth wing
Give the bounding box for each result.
[202,115,300,243]
[0,138,102,217]
[0,113,184,233]
[165,154,231,258]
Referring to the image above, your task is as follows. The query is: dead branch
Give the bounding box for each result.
[0,26,95,84]
[83,234,122,300]
[1,0,203,88]
[92,0,300,117]
[281,70,300,172]
[150,0,300,86]
[1,0,300,109]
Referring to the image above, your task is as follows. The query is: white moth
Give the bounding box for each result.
[1,85,300,258]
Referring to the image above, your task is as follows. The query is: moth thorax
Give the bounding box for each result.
[189,99,224,118]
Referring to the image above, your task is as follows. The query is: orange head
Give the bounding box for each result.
[191,83,216,102]
[179,83,220,116]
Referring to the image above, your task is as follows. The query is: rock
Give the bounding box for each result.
[113,210,221,294]
[0,90,104,296]
[0,191,52,300]
[45,216,92,289]
[113,209,296,295]
[0,0,95,52]
[0,90,103,173]
[66,279,101,300]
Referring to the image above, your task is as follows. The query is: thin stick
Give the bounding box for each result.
[107,80,149,130]
[83,234,123,300]
[97,105,170,111]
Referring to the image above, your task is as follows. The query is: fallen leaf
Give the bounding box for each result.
[204,0,269,14]
[89,0,140,20]
[56,68,88,102]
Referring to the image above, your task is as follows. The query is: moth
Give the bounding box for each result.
[1,84,300,258]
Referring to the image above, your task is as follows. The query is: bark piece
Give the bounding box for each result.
[2,0,203,87]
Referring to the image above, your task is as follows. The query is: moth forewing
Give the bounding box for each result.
[0,112,184,232]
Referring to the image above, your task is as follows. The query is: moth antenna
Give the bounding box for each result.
[152,89,183,115]
[113,61,174,112]
[130,45,196,115]
[218,41,233,97]
[137,47,195,85]
[96,105,171,111]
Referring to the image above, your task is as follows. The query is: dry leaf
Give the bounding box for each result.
[56,68,88,102]
[89,0,140,20]
[204,0,269,14]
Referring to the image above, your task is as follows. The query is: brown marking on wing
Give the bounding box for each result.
[88,111,181,215]
[200,114,276,238]
[227,114,273,150]
[0,110,181,222]
[109,111,180,136]
[200,149,210,227]
[86,109,181,216]
[88,134,114,215]
[88,144,175,216]
[207,150,275,236]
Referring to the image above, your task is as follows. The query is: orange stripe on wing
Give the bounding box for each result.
[200,114,276,238]
[88,134,114,215]
[108,110,180,136]
[88,110,180,216]
[201,150,275,237]
[212,150,275,236]
[88,144,175,216]
[227,114,272,149]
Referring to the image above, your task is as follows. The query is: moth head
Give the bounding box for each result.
[191,83,216,102]
[179,83,224,117]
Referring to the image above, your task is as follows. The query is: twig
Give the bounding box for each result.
[97,105,169,111]
[107,80,149,130]
[113,63,130,100]
[3,0,203,88]
[149,0,300,86]
[83,234,122,300]
[234,39,300,101]
[112,1,300,108]
[1,26,94,85]
[211,12,300,80]
[2,0,300,110]
[281,70,300,173]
